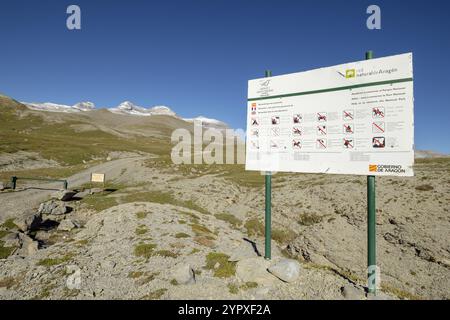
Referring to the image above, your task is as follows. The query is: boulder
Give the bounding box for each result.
[341,284,365,300]
[72,220,82,228]
[172,264,195,285]
[0,181,5,191]
[42,214,67,223]
[16,233,39,256]
[57,219,77,232]
[1,232,20,247]
[66,268,82,290]
[34,230,52,242]
[90,188,104,195]
[229,241,259,262]
[14,209,42,232]
[267,259,301,283]
[38,200,68,215]
[75,190,90,199]
[236,257,276,286]
[52,189,76,202]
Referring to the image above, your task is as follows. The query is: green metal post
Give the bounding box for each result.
[366,50,377,295]
[367,175,376,294]
[11,176,17,190]
[264,69,272,260]
[63,180,68,190]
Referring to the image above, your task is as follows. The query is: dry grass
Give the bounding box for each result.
[154,250,179,258]
[244,218,264,237]
[133,243,157,259]
[0,241,15,259]
[298,212,323,226]
[141,288,167,300]
[123,191,210,215]
[272,228,297,244]
[415,184,434,191]
[215,213,242,228]
[194,236,216,248]
[205,252,236,278]
[0,276,17,289]
[136,212,148,219]
[36,253,74,267]
[175,232,190,238]
[135,225,148,235]
[82,194,119,212]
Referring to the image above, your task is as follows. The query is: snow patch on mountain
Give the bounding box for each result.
[108,101,176,116]
[23,101,95,113]
[73,101,95,111]
[150,105,176,116]
[183,116,229,129]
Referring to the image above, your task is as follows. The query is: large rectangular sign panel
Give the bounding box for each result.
[246,53,414,176]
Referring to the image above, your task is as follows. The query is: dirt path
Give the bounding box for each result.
[0,156,148,223]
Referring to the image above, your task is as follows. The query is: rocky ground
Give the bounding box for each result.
[0,154,449,300]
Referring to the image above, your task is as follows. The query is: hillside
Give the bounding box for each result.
[0,93,449,300]
[0,94,195,177]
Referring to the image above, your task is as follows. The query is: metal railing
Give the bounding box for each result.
[10,176,68,190]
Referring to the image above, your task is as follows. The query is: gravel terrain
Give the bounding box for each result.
[1,154,448,300]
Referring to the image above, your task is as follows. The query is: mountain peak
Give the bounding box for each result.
[73,101,95,111]
[117,101,138,111]
[110,101,175,116]
[149,105,176,116]
[19,98,225,127]
[183,116,228,129]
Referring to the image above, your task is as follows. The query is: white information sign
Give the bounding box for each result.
[91,173,105,183]
[246,53,414,176]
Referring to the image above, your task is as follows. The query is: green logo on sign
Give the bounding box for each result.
[345,69,356,78]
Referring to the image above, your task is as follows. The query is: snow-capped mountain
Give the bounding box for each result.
[23,102,94,113]
[108,101,148,115]
[108,101,176,116]
[150,105,176,116]
[183,116,228,130]
[21,99,227,128]
[73,101,95,111]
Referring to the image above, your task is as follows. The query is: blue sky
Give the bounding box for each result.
[0,0,449,153]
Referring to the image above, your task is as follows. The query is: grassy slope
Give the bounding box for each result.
[0,94,263,184]
[0,95,174,166]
